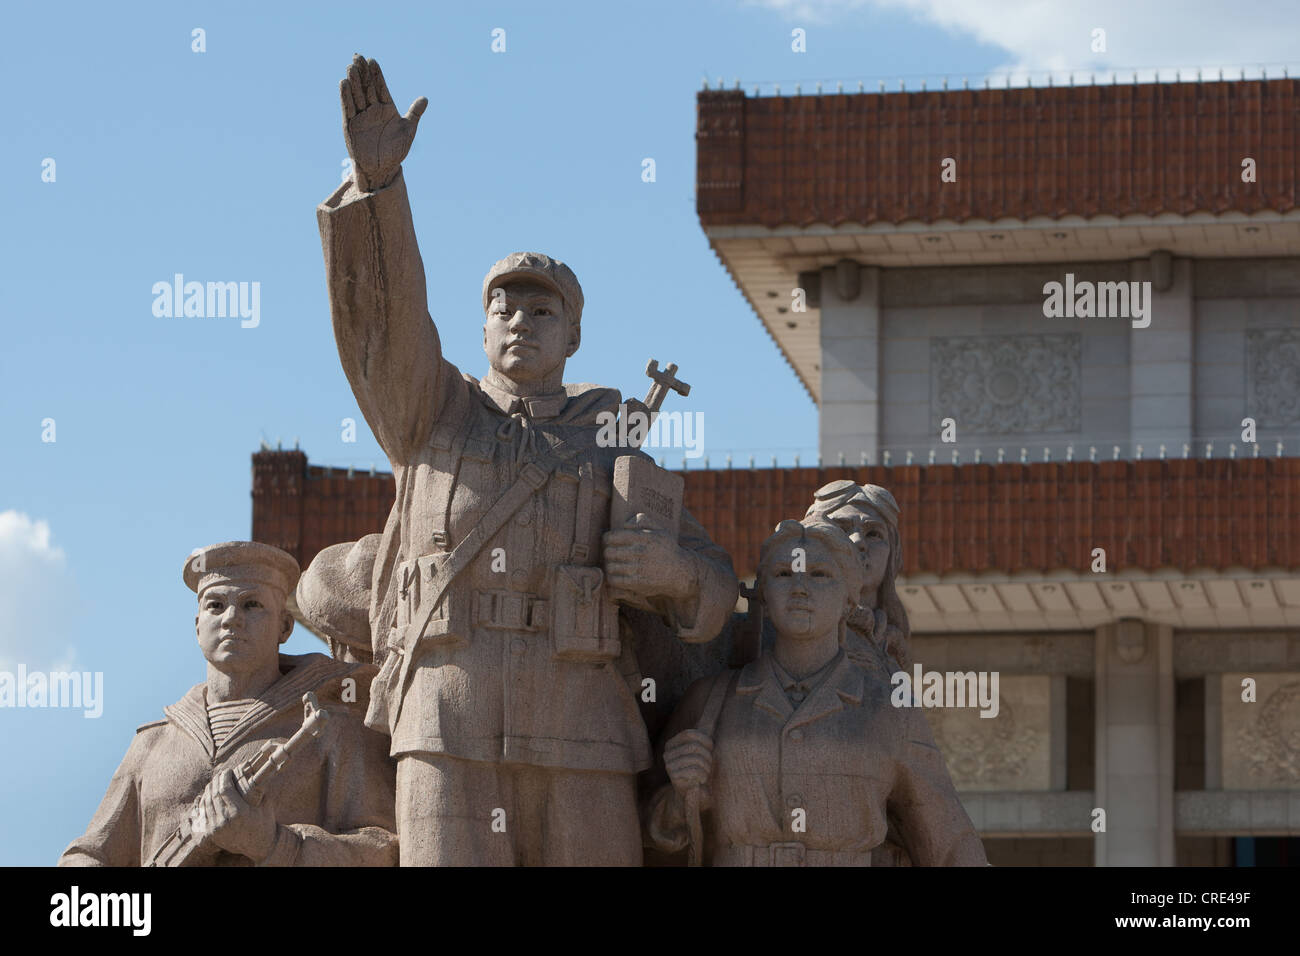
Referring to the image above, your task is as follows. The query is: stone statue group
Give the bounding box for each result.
[59,56,986,867]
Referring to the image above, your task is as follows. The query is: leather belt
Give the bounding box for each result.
[714,843,872,867]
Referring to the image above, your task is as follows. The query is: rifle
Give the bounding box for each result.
[147,692,330,867]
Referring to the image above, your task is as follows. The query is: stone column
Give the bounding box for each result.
[1129,256,1194,450]
[1093,619,1175,866]
[819,263,880,465]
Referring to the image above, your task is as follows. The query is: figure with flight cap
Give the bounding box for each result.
[803,479,917,865]
[58,541,397,867]
[644,520,985,867]
[318,54,737,865]
[804,479,913,674]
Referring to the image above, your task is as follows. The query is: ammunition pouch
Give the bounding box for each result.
[364,640,402,735]
[394,554,469,650]
[368,555,471,735]
[368,560,622,735]
[550,565,620,662]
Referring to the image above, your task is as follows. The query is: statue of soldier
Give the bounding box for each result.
[59,542,398,867]
[804,479,916,865]
[804,479,912,673]
[644,521,986,867]
[318,54,738,865]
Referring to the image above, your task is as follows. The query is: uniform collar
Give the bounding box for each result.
[473,376,625,428]
[477,378,568,422]
[769,654,837,697]
[164,653,354,761]
[735,649,864,728]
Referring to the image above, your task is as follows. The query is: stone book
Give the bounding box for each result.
[611,455,684,535]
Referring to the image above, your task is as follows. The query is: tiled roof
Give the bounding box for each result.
[252,451,1300,580]
[697,79,1300,228]
[689,458,1300,579]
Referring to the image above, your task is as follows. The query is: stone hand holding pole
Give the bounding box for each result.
[664,729,715,867]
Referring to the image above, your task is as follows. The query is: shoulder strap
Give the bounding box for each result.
[685,668,739,867]
[697,668,739,738]
[408,436,581,649]
[428,384,479,550]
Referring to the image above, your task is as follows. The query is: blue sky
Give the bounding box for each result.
[3,0,1295,865]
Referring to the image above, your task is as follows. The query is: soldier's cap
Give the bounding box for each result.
[482,252,584,324]
[806,479,901,528]
[294,534,379,653]
[184,541,300,599]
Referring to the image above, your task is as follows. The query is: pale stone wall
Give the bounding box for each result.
[1220,672,1300,791]
[877,270,1131,457]
[816,257,1300,464]
[1194,258,1300,445]
[926,675,1053,791]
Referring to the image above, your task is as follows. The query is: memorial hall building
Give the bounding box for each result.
[252,75,1300,866]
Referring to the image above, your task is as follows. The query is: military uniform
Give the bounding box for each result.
[645,649,987,866]
[318,172,738,864]
[59,653,398,867]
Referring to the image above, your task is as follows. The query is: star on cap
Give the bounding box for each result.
[481,251,584,324]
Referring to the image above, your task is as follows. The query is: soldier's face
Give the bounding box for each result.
[195,583,290,672]
[832,508,890,600]
[483,280,576,385]
[763,538,850,642]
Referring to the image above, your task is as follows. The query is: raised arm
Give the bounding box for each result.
[318,55,454,462]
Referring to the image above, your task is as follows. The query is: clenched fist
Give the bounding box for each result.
[189,766,278,863]
[664,729,715,803]
[602,513,695,602]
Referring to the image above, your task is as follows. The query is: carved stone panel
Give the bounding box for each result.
[930,334,1081,435]
[1246,329,1300,427]
[926,674,1051,791]
[1222,672,1300,790]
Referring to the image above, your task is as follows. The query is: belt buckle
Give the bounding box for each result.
[520,462,548,490]
[498,593,524,629]
[526,598,547,631]
[768,842,806,867]
[474,589,546,631]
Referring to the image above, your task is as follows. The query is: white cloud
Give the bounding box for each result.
[746,0,1300,80]
[0,511,76,671]
[743,0,871,24]
[0,511,65,565]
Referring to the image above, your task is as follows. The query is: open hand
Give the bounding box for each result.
[340,54,427,193]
